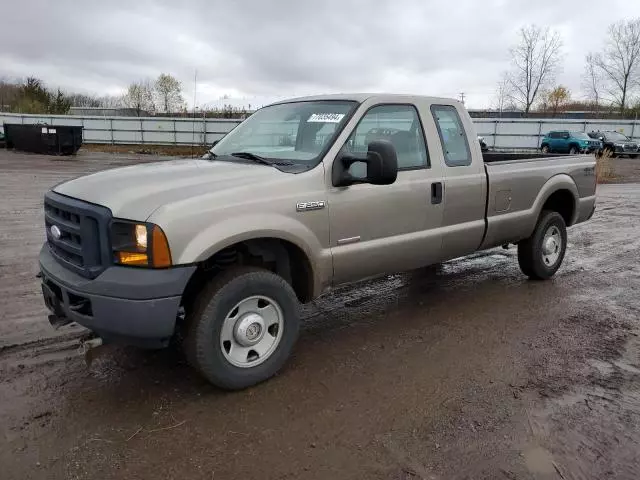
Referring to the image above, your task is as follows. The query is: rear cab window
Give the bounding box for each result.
[431,105,471,167]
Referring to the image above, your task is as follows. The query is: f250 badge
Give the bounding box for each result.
[296,201,326,212]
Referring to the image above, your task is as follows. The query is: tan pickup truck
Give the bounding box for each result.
[39,94,597,389]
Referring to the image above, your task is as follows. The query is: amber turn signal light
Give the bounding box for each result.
[151,225,172,268]
[117,251,149,266]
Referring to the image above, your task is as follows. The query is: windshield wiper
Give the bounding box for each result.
[230,152,275,166]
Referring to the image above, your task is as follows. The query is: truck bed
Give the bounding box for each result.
[479,152,597,251]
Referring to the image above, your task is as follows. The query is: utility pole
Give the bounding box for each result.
[191,69,197,157]
[459,92,466,105]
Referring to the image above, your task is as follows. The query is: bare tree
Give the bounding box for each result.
[493,75,516,114]
[154,73,184,114]
[98,95,123,109]
[122,80,155,116]
[67,93,102,108]
[506,25,562,114]
[582,54,602,108]
[591,19,640,113]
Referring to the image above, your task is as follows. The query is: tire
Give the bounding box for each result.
[184,266,300,390]
[517,210,567,280]
[541,145,550,154]
[569,146,578,155]
[631,154,638,159]
[604,147,617,158]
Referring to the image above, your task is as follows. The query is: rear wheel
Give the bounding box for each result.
[541,145,550,154]
[184,266,300,390]
[518,211,567,280]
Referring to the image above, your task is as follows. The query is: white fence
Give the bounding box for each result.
[2,112,639,150]
[0,112,239,146]
[474,117,640,150]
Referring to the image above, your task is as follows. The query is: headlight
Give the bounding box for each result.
[110,221,172,268]
[135,224,147,249]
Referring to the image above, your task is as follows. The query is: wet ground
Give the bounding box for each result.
[1,149,640,479]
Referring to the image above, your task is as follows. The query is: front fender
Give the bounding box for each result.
[177,214,332,297]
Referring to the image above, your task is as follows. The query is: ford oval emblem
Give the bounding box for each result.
[50,225,62,240]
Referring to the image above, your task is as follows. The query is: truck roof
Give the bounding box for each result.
[270,93,463,107]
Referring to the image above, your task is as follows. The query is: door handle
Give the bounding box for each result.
[431,182,443,204]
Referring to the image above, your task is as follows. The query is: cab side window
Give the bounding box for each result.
[431,105,471,167]
[343,104,429,170]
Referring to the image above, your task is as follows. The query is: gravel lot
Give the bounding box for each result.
[1,149,640,479]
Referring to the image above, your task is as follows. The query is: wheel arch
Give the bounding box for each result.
[181,232,322,309]
[533,175,579,227]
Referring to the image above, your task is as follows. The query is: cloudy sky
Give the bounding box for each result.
[2,0,640,109]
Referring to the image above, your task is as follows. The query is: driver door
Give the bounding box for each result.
[327,104,444,285]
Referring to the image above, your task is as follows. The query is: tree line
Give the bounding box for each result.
[499,19,640,116]
[0,73,186,116]
[0,77,73,114]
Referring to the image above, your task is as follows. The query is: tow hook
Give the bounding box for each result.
[80,336,106,367]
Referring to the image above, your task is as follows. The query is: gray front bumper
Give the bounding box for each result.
[39,244,196,348]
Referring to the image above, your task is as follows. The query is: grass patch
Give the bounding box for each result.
[595,150,616,183]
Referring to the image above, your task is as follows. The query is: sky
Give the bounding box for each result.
[2,0,640,110]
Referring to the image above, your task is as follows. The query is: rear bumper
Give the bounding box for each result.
[39,244,196,348]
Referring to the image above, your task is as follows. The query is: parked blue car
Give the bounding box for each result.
[540,131,602,154]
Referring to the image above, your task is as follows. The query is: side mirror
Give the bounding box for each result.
[332,140,398,187]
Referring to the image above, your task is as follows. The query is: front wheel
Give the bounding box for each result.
[541,145,550,154]
[184,267,300,390]
[518,211,567,280]
[569,146,579,155]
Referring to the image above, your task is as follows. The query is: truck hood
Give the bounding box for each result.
[53,159,284,220]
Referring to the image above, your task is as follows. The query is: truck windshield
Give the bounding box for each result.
[208,101,357,169]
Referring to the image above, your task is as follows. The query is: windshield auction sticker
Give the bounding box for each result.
[307,113,346,123]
